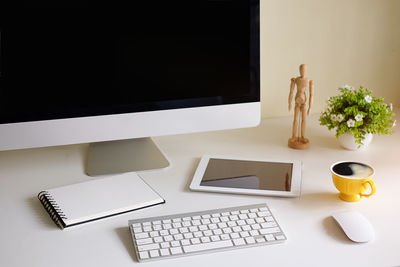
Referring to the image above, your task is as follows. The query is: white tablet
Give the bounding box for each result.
[189,155,302,197]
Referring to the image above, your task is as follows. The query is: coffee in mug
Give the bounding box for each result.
[331,161,376,202]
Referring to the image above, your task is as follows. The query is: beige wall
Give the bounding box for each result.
[260,0,400,118]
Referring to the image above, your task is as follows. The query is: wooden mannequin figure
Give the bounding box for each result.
[288,64,314,149]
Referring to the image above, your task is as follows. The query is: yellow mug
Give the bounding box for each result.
[331,161,376,202]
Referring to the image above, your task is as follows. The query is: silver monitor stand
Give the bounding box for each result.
[86,137,169,176]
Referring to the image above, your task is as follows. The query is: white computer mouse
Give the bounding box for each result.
[332,211,374,243]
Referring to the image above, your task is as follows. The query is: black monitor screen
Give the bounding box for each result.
[0,0,260,124]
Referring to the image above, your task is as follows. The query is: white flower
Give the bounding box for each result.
[331,114,337,121]
[365,95,372,103]
[393,120,397,127]
[336,114,344,122]
[355,114,363,122]
[341,84,354,91]
[390,103,393,111]
[347,119,355,127]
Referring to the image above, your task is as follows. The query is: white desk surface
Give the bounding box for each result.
[1,112,399,267]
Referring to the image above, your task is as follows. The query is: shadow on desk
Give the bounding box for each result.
[115,227,138,262]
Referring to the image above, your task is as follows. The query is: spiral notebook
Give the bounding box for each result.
[38,173,165,229]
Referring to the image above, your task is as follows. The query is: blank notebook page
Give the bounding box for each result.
[43,173,164,226]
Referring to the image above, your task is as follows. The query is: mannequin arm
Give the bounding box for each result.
[288,78,295,111]
[307,80,314,115]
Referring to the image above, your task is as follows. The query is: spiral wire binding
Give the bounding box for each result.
[38,191,68,230]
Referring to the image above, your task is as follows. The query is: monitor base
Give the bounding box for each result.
[86,138,170,176]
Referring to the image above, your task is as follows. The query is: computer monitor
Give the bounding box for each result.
[0,0,260,176]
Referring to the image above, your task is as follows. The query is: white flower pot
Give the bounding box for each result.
[338,132,373,150]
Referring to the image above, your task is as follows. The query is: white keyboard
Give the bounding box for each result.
[128,203,286,262]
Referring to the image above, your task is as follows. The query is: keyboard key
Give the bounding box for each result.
[220,234,230,240]
[233,238,245,246]
[174,234,184,240]
[242,225,251,231]
[220,216,229,222]
[154,237,163,243]
[265,216,275,222]
[265,234,275,241]
[249,230,259,236]
[136,238,152,245]
[159,230,169,236]
[143,226,152,231]
[227,221,237,227]
[173,222,182,228]
[223,228,232,234]
[181,239,191,246]
[160,248,170,256]
[171,241,180,247]
[230,233,240,239]
[208,224,218,230]
[211,217,220,223]
[194,231,203,237]
[191,238,200,244]
[259,227,281,234]
[170,247,183,255]
[183,240,234,253]
[189,226,198,232]
[210,235,220,242]
[245,236,256,244]
[169,229,179,235]
[135,232,149,239]
[232,226,241,232]
[199,225,207,231]
[149,250,160,258]
[213,229,222,235]
[200,236,211,243]
[138,243,160,252]
[261,222,277,228]
[276,235,286,240]
[149,231,159,237]
[256,237,266,243]
[218,222,228,228]
[182,221,191,227]
[179,227,189,233]
[248,213,257,219]
[204,230,212,236]
[184,233,193,239]
[239,214,248,220]
[139,251,149,259]
[132,227,142,233]
[258,211,270,217]
[160,242,170,248]
[240,231,249,238]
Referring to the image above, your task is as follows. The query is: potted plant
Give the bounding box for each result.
[319,85,396,150]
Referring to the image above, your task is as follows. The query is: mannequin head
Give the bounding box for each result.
[299,64,307,77]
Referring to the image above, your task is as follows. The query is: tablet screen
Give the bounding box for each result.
[199,158,293,191]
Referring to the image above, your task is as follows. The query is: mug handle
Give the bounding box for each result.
[360,180,376,198]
